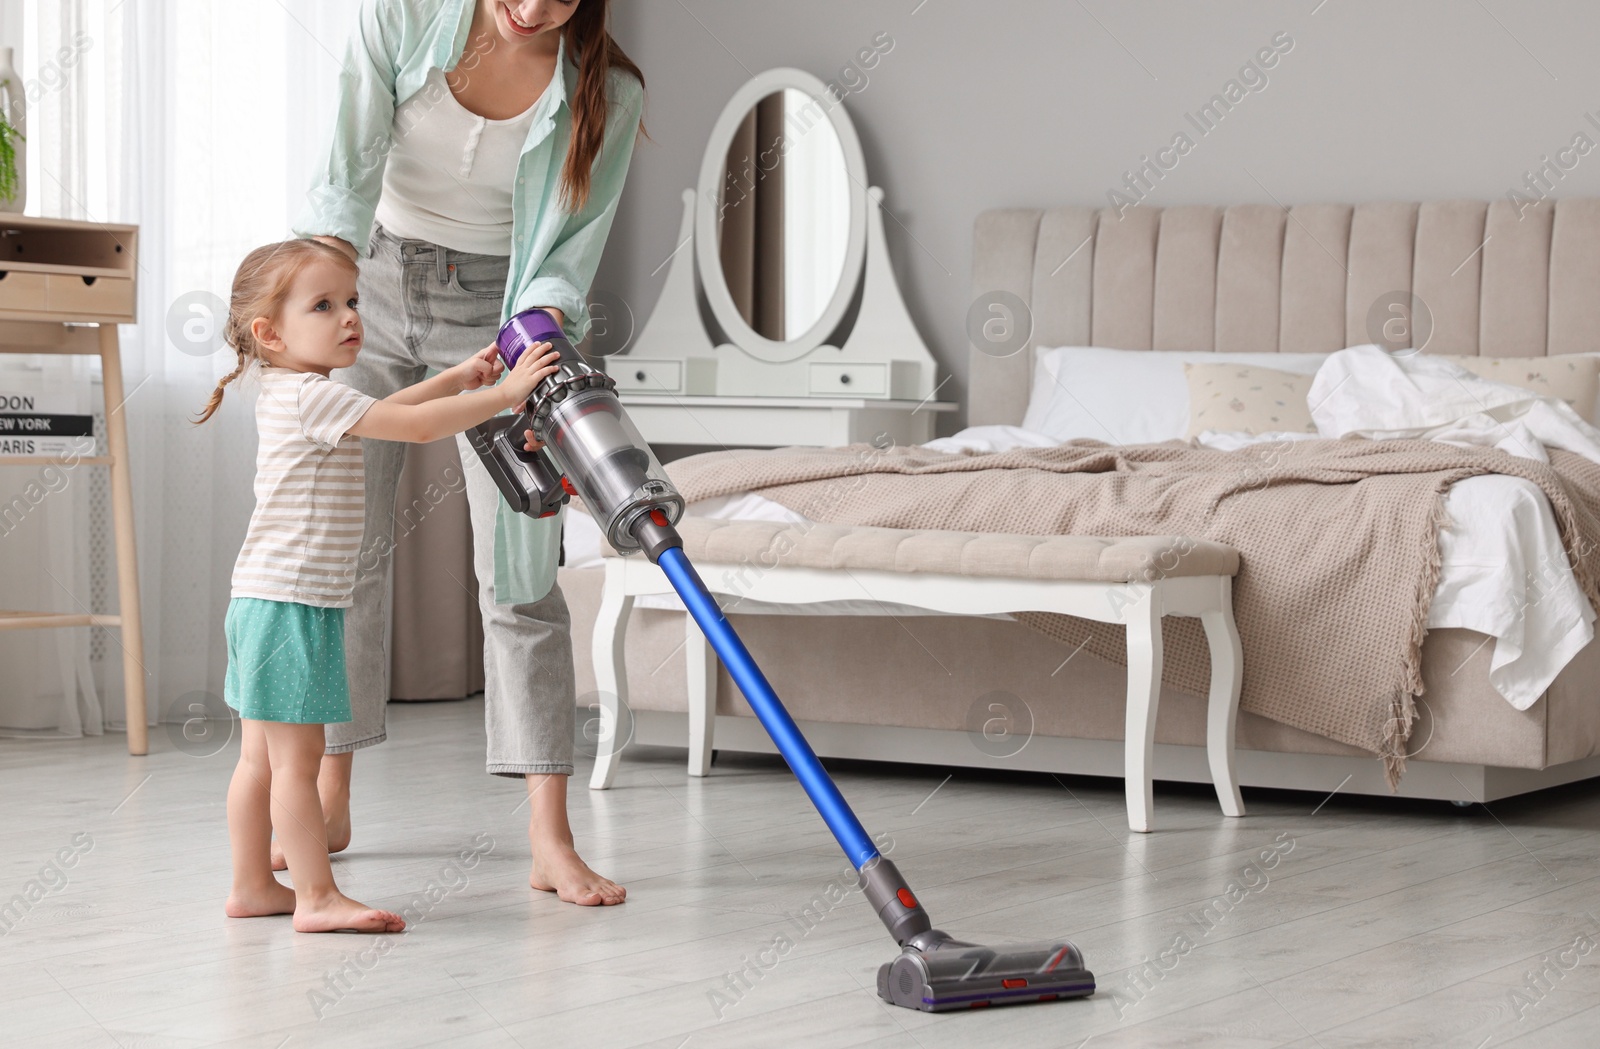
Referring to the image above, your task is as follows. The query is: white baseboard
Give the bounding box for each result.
[627,710,1600,805]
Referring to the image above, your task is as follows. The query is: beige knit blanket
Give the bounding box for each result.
[665,439,1600,786]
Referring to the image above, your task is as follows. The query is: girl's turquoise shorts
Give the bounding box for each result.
[223,597,352,724]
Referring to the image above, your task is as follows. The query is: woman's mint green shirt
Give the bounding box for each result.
[293,0,645,606]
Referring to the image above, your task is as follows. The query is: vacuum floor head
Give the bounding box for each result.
[877,937,1095,1012]
[858,857,1095,1012]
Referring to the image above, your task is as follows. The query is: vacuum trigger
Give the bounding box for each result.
[560,476,577,496]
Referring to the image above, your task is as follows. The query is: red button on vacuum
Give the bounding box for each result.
[896,888,917,909]
[1002,978,1027,989]
[560,476,577,496]
[650,509,669,527]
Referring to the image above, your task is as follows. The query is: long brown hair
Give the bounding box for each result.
[560,0,646,213]
[193,239,359,424]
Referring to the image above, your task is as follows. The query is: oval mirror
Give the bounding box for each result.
[696,68,868,364]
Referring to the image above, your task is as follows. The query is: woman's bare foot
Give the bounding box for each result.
[224,879,297,918]
[272,751,355,870]
[293,892,406,934]
[270,809,351,872]
[530,840,626,906]
[270,770,352,872]
[325,805,352,855]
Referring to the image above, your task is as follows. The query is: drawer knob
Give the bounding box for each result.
[839,373,851,385]
[635,370,647,382]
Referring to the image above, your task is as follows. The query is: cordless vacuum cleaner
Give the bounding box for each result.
[468,309,1095,1012]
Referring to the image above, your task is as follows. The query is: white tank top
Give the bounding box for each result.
[374,66,541,255]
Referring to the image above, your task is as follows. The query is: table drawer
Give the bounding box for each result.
[0,270,49,312]
[808,362,888,396]
[611,359,683,394]
[46,274,136,320]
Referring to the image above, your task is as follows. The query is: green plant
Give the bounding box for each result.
[0,91,22,204]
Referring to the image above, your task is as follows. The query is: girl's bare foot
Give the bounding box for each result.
[293,893,405,934]
[224,879,297,918]
[530,841,626,906]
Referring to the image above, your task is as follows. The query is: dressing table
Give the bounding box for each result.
[603,68,955,450]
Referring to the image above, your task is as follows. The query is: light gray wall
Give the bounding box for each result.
[599,0,1600,433]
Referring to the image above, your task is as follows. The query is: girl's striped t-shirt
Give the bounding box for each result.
[230,366,377,608]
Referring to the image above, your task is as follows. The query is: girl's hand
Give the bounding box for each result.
[501,343,561,410]
[523,428,545,453]
[453,343,504,392]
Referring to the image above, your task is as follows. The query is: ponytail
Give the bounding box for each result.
[194,346,248,425]
[560,0,646,214]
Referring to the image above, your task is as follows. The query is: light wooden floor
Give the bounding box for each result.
[3,698,1598,1049]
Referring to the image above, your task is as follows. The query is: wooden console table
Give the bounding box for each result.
[0,215,146,755]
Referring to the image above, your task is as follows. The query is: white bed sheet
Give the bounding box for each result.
[563,412,1595,710]
[1197,428,1593,709]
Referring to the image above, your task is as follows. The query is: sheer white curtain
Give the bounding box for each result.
[0,0,358,737]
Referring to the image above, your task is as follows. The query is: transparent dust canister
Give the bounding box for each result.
[540,387,683,552]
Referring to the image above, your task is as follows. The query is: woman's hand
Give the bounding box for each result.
[522,428,546,453]
[451,343,504,392]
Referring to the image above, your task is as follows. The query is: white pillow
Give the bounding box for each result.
[1021,346,1329,444]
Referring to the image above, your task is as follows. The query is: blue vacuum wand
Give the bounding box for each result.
[469,310,1095,1012]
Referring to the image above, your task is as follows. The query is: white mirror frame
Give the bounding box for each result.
[695,67,869,365]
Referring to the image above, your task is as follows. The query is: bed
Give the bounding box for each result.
[558,198,1600,804]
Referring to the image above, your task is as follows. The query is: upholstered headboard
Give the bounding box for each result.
[967,200,1600,426]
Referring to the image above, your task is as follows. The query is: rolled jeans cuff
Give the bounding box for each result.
[489,763,575,779]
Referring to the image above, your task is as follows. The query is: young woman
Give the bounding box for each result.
[292,0,645,906]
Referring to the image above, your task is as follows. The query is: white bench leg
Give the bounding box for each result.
[1123,585,1163,833]
[1201,577,1245,818]
[589,559,633,791]
[686,615,715,777]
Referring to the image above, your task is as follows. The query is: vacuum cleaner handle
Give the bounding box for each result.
[462,308,587,522]
[464,414,570,519]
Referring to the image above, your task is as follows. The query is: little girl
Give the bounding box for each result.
[197,239,557,933]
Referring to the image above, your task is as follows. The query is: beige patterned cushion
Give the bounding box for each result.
[648,517,1240,581]
[601,521,1235,585]
[1184,362,1316,438]
[1435,354,1600,424]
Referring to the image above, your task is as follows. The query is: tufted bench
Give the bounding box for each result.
[588,518,1245,832]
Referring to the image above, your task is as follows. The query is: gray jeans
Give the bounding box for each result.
[327,223,576,777]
